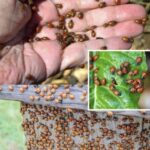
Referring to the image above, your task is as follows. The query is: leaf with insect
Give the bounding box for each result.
[89,51,148,109]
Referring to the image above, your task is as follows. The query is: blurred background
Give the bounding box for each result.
[0,1,149,150]
[0,101,25,150]
[131,0,150,49]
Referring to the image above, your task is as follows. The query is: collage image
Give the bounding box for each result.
[0,0,150,150]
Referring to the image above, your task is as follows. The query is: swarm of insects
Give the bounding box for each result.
[90,54,148,96]
[21,104,150,150]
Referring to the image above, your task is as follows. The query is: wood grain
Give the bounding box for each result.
[0,85,88,110]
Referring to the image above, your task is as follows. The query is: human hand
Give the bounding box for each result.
[0,0,146,84]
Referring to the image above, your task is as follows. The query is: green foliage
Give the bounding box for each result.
[0,101,25,150]
[90,51,148,109]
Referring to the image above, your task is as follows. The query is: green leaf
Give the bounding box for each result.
[89,51,148,109]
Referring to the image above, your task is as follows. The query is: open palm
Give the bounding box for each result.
[0,0,146,84]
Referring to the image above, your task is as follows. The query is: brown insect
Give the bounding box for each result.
[112,78,117,85]
[142,71,148,79]
[36,26,42,33]
[26,74,36,81]
[113,90,121,96]
[136,57,142,64]
[101,78,107,85]
[100,46,107,50]
[94,80,101,86]
[133,69,139,76]
[123,62,130,67]
[117,70,122,76]
[126,79,134,84]
[128,71,134,76]
[41,37,50,41]
[130,87,136,93]
[92,55,99,61]
[19,87,25,93]
[98,2,106,8]
[77,12,84,19]
[90,64,94,70]
[68,20,74,29]
[115,0,121,5]
[66,9,76,18]
[69,94,75,100]
[8,85,14,91]
[108,21,117,26]
[137,87,144,93]
[109,84,115,91]
[122,37,133,43]
[121,67,128,74]
[103,23,109,28]
[94,68,99,73]
[91,30,96,37]
[35,88,41,94]
[29,95,35,101]
[55,3,63,9]
[143,17,148,25]
[110,66,116,74]
[135,19,143,25]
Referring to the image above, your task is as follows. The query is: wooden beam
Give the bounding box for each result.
[0,85,88,110]
[0,85,149,118]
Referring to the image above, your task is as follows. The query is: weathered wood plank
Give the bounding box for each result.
[0,85,88,110]
[0,85,149,118]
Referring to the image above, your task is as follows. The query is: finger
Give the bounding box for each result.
[75,20,144,40]
[35,0,59,25]
[61,38,131,70]
[32,40,62,77]
[0,44,45,84]
[0,45,25,84]
[22,43,47,83]
[65,4,146,32]
[0,40,62,84]
[27,0,59,31]
[52,0,129,15]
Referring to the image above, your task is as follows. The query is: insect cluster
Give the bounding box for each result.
[0,85,87,106]
[21,105,150,150]
[53,0,148,49]
[90,54,148,97]
[20,0,148,50]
